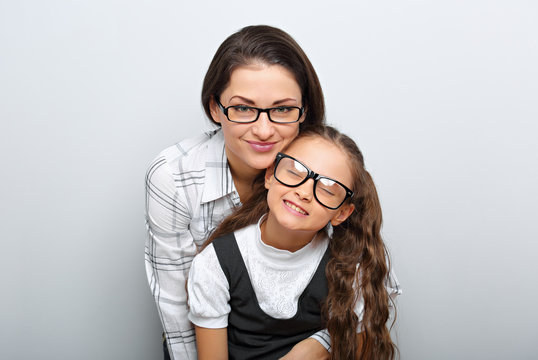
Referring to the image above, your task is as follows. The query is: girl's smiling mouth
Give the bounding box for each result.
[283,200,308,216]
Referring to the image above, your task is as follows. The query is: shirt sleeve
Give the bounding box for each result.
[353,266,402,332]
[144,156,198,359]
[187,244,231,328]
[309,329,331,352]
[386,267,403,301]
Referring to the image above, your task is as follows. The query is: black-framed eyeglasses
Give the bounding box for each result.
[216,97,304,124]
[273,152,354,210]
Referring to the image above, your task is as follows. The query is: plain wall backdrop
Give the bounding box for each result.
[1,0,537,359]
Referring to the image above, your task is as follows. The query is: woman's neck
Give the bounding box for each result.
[226,156,262,203]
[231,171,260,203]
[260,212,318,253]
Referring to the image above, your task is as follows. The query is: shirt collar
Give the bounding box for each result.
[254,214,328,263]
[201,129,238,204]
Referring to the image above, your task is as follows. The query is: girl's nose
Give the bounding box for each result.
[251,112,276,140]
[295,179,314,202]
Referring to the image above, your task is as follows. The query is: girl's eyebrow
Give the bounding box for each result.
[228,95,299,106]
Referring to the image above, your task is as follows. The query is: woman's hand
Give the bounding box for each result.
[279,338,329,360]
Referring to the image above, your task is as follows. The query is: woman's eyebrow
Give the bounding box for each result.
[272,98,299,106]
[228,95,255,105]
[228,95,298,106]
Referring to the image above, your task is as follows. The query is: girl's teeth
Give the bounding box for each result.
[285,201,306,215]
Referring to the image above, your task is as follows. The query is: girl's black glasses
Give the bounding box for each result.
[273,152,354,210]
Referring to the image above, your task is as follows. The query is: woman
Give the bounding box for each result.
[145,25,328,359]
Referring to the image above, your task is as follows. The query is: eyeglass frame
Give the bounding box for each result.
[273,152,354,210]
[215,97,304,124]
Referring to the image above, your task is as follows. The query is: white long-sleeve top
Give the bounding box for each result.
[188,217,402,350]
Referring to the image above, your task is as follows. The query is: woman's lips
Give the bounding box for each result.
[247,141,276,152]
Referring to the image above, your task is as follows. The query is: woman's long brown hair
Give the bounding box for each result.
[205,126,396,359]
[201,25,325,132]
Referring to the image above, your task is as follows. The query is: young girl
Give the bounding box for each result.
[145,25,328,359]
[188,126,401,360]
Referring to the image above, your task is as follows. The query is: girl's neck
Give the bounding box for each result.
[260,212,318,253]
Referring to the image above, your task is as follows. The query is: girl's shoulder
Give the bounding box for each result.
[211,224,258,262]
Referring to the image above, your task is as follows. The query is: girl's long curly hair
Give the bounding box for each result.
[205,126,396,359]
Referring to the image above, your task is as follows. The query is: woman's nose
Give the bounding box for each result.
[250,112,275,140]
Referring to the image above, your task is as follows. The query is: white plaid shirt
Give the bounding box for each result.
[145,129,241,359]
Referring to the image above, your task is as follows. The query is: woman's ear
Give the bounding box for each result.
[299,106,306,124]
[209,96,221,124]
[330,203,355,226]
[264,165,275,190]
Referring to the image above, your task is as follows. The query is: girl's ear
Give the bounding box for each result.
[264,165,275,190]
[330,203,355,226]
[209,97,221,124]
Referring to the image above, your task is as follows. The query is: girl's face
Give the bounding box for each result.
[210,63,304,179]
[264,136,355,244]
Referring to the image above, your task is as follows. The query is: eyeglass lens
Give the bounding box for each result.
[274,157,347,209]
[227,106,300,123]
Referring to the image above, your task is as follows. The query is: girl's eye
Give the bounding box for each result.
[319,187,336,197]
[286,169,302,178]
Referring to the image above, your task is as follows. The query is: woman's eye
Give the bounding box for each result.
[235,106,251,113]
[274,107,291,113]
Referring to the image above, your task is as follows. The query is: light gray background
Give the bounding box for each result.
[1,0,537,359]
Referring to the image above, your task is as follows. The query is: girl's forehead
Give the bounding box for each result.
[285,136,329,155]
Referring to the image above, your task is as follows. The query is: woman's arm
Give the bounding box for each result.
[195,326,228,360]
[145,156,199,358]
[280,337,329,360]
[280,332,365,360]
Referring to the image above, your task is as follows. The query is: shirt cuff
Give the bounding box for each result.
[309,329,331,352]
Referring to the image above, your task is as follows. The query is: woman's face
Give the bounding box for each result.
[210,63,304,179]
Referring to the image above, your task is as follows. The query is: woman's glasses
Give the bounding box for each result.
[216,97,304,124]
[273,153,354,210]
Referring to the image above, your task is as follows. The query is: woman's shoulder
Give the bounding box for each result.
[146,129,223,180]
[159,129,222,163]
